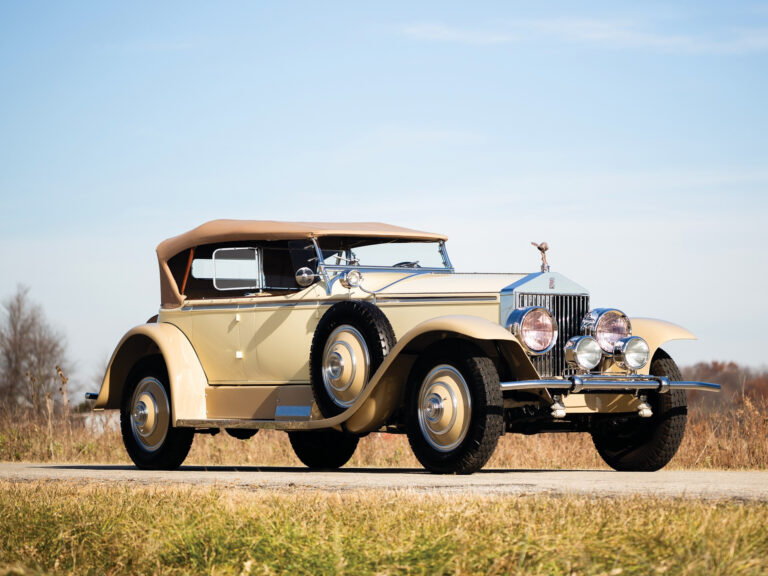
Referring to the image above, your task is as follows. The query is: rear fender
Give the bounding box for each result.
[344,315,535,433]
[93,323,208,424]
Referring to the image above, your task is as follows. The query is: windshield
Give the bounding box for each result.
[318,239,449,270]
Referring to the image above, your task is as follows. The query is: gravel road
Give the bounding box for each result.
[2,462,767,500]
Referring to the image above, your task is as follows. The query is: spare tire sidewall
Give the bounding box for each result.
[309,301,395,417]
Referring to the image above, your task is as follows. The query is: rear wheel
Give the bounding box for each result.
[288,429,359,469]
[592,349,687,472]
[120,356,194,470]
[406,341,503,474]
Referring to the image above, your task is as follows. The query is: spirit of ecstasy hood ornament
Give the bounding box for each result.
[531,241,550,273]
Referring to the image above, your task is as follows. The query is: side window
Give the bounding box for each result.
[191,247,263,291]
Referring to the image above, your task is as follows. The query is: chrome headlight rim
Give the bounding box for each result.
[613,336,650,371]
[581,308,632,355]
[507,306,559,356]
[564,335,602,371]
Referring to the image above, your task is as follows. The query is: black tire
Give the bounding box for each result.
[592,349,688,472]
[120,356,194,470]
[288,429,359,469]
[309,301,396,417]
[225,428,258,440]
[406,341,503,474]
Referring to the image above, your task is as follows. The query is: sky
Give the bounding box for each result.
[1,1,767,393]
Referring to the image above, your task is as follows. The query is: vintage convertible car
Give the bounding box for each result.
[88,220,719,474]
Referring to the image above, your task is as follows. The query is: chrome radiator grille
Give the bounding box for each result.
[515,293,590,377]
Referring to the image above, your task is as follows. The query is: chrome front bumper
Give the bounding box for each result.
[500,374,721,394]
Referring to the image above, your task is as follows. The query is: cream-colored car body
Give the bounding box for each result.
[94,220,699,434]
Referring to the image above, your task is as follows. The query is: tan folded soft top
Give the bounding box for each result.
[157,219,447,308]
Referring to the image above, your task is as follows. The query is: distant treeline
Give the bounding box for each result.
[683,361,768,410]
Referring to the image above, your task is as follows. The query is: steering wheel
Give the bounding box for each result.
[393,261,421,268]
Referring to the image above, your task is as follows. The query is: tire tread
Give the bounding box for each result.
[120,356,194,470]
[407,341,503,474]
[592,349,687,472]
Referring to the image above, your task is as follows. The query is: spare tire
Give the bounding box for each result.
[310,300,396,417]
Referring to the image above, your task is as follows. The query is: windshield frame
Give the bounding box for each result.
[311,237,454,292]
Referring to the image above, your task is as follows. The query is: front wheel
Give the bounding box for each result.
[592,349,688,471]
[406,342,503,474]
[288,429,359,469]
[120,356,194,470]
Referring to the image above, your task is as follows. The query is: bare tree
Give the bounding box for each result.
[0,285,69,411]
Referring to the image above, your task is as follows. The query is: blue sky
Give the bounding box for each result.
[1,1,767,390]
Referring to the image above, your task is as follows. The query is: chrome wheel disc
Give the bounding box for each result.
[417,365,472,452]
[322,325,370,408]
[130,377,170,452]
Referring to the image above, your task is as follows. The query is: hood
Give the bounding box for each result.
[347,271,588,297]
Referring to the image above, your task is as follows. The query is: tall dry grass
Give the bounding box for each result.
[1,391,766,470]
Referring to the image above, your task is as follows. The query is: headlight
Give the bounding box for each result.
[564,336,602,371]
[582,308,631,355]
[507,307,558,355]
[613,336,650,371]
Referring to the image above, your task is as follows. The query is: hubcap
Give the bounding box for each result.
[417,365,471,452]
[132,401,148,426]
[327,351,344,380]
[423,393,444,422]
[130,377,170,453]
[322,325,370,408]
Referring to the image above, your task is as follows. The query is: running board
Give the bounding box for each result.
[176,418,339,431]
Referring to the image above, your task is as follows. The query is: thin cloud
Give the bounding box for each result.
[400,19,768,54]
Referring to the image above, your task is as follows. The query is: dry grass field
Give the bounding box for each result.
[1,481,767,575]
[2,365,767,574]
[1,360,765,470]
[1,394,766,471]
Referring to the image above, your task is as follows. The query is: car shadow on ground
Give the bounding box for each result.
[42,464,609,474]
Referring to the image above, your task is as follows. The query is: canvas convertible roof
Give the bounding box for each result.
[156,219,447,307]
[156,219,447,262]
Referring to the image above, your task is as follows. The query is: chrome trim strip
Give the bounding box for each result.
[182,301,333,311]
[500,376,721,394]
[323,265,453,273]
[181,295,498,311]
[375,296,498,304]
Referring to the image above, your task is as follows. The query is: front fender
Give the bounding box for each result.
[630,317,696,374]
[94,322,208,424]
[344,315,536,433]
